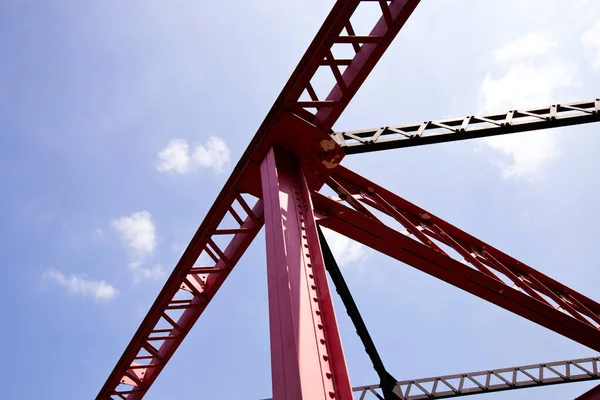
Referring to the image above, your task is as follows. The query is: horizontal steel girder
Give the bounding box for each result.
[332,98,600,154]
[352,356,600,399]
[313,166,600,351]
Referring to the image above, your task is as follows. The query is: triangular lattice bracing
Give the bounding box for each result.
[96,1,600,399]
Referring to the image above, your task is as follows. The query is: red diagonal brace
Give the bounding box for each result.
[313,166,600,351]
[260,147,353,400]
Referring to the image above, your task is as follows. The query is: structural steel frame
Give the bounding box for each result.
[261,147,353,400]
[352,356,600,399]
[96,1,600,399]
[314,166,600,352]
[333,99,600,154]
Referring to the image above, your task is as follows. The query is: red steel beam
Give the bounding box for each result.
[312,166,600,351]
[309,0,422,129]
[98,2,422,397]
[261,147,353,400]
[97,194,264,400]
[577,384,600,400]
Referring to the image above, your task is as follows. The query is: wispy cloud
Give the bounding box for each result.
[157,138,191,174]
[322,228,367,267]
[91,227,104,243]
[111,211,165,282]
[481,31,576,181]
[43,269,118,301]
[193,137,230,172]
[127,262,166,283]
[111,211,156,258]
[582,21,600,69]
[491,31,556,63]
[157,136,230,174]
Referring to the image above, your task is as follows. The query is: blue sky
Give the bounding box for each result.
[1,0,600,398]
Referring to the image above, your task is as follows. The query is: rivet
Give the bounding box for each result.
[318,324,323,329]
[315,310,321,315]
[311,285,316,290]
[329,391,335,398]
[323,355,329,361]
[313,297,319,302]
[320,339,326,344]
[326,372,332,379]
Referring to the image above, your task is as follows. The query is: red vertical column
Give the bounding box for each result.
[260,147,353,400]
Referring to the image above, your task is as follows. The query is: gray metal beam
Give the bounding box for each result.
[353,356,600,399]
[332,99,600,154]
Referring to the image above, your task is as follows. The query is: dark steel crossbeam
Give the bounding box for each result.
[317,227,399,400]
[332,99,600,154]
[353,356,600,399]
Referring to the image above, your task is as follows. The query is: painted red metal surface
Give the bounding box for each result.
[313,166,600,351]
[98,2,423,398]
[97,194,264,399]
[577,384,600,400]
[96,1,600,399]
[301,0,422,129]
[261,147,353,400]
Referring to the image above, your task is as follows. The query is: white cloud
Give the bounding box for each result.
[43,269,118,301]
[111,211,157,259]
[157,137,230,174]
[112,211,163,282]
[157,138,192,174]
[128,262,166,283]
[480,31,576,181]
[91,228,104,242]
[193,136,231,172]
[492,31,556,63]
[322,228,366,267]
[582,21,600,69]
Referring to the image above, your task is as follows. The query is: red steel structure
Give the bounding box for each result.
[96,1,600,399]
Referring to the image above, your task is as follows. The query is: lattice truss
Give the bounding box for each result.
[103,192,265,399]
[314,166,600,351]
[333,99,600,154]
[353,357,600,399]
[96,1,600,399]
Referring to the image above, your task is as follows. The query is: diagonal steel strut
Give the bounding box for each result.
[317,226,400,400]
[332,98,600,154]
[312,166,600,352]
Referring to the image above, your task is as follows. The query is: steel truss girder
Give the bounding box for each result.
[352,356,600,399]
[312,166,600,351]
[332,98,600,154]
[261,147,353,400]
[97,1,422,398]
[97,192,264,400]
